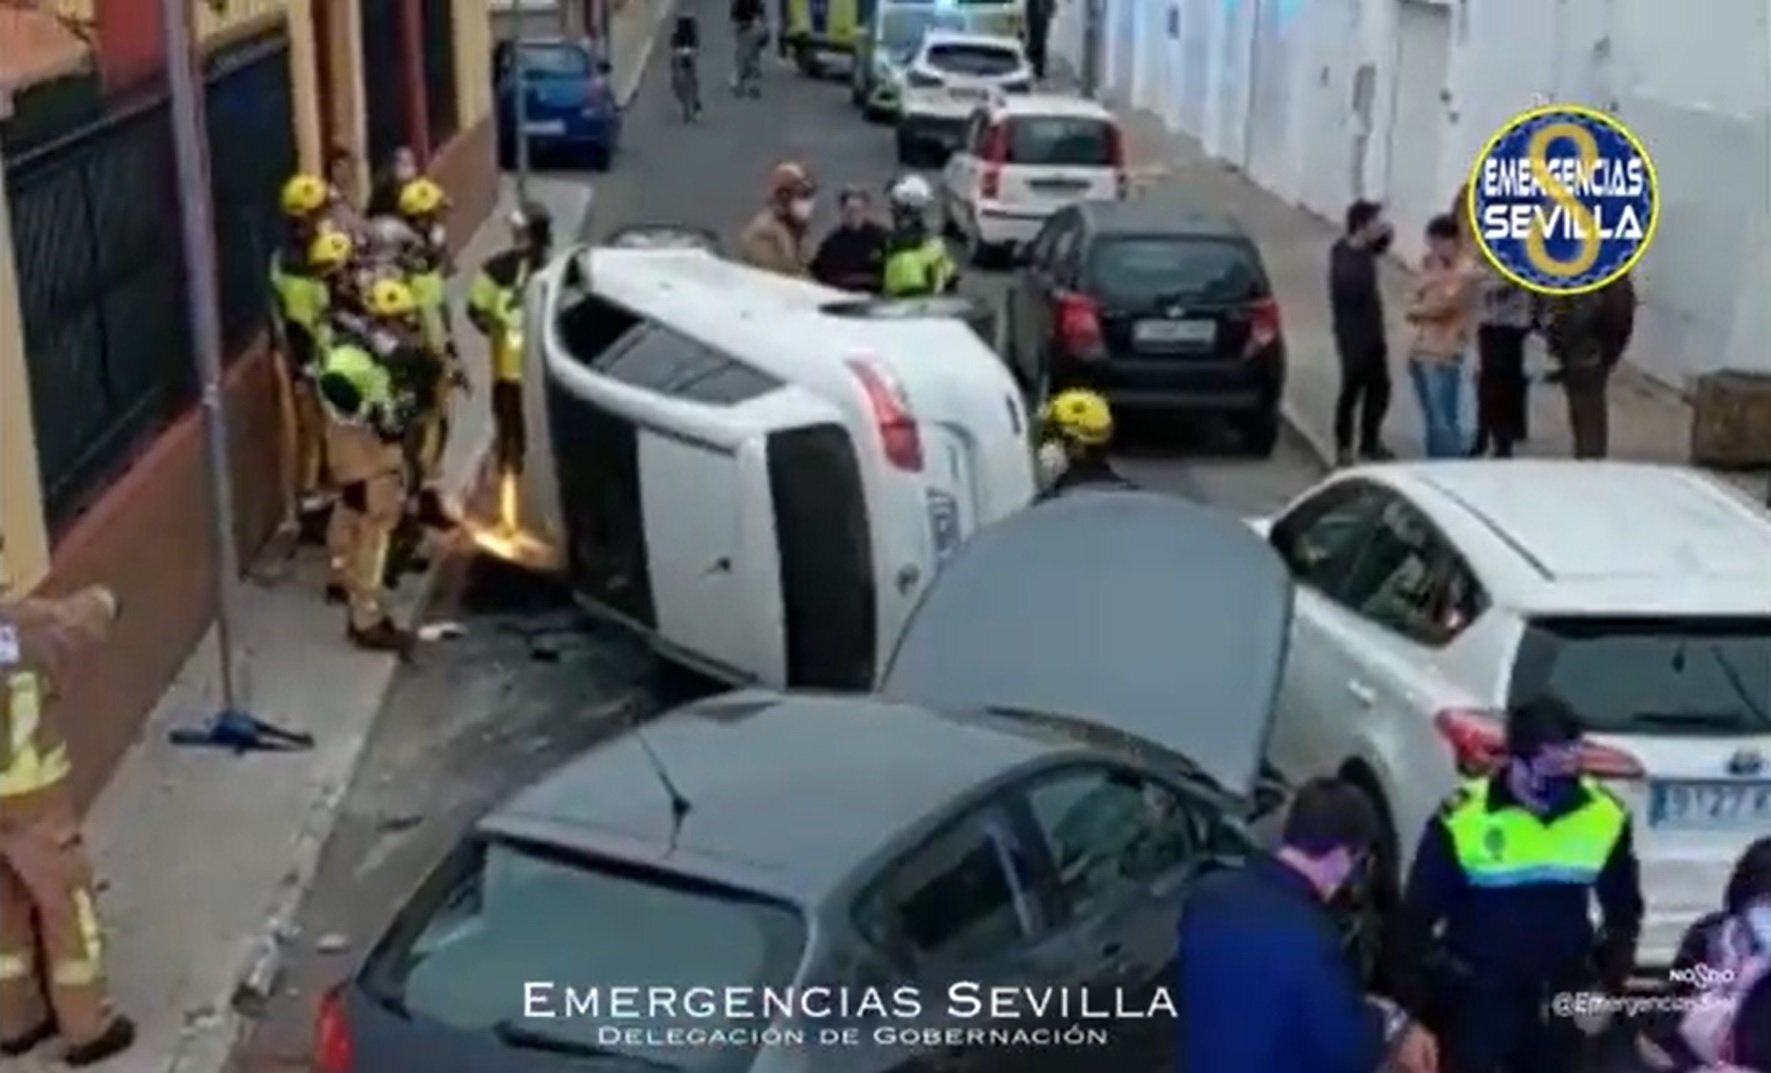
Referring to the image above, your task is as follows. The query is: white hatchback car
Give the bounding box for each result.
[895,30,1032,166]
[1256,460,1771,971]
[940,94,1126,263]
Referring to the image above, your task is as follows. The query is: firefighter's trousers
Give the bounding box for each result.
[0,784,115,1046]
[324,422,405,632]
[277,352,327,502]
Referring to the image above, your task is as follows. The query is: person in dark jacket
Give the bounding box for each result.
[1025,0,1053,78]
[1394,696,1644,1073]
[1631,836,1771,1071]
[1540,272,1635,459]
[1329,199,1396,465]
[811,187,888,292]
[1178,777,1438,1073]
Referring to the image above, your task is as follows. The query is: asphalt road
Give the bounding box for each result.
[225,6,1322,1068]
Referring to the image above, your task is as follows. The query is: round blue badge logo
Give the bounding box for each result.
[1466,105,1658,295]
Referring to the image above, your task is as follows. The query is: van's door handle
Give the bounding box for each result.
[1347,680,1377,707]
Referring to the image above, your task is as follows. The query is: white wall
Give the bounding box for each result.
[1055,0,1771,383]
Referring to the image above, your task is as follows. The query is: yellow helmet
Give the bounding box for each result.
[397,178,445,219]
[366,278,418,318]
[280,173,328,217]
[1041,389,1113,447]
[308,229,354,271]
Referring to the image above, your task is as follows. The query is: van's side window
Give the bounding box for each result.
[592,324,782,405]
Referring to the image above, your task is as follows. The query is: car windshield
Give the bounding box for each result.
[1007,117,1115,166]
[522,45,592,76]
[1510,616,1771,735]
[362,837,807,1073]
[1087,237,1264,305]
[925,43,1021,77]
[881,10,937,55]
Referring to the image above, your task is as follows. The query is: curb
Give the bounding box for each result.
[1280,397,1334,473]
[616,0,677,107]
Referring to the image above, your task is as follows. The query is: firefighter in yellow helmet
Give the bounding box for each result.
[270,228,353,540]
[468,202,552,484]
[1035,388,1134,499]
[0,583,135,1065]
[315,278,427,654]
[393,178,462,532]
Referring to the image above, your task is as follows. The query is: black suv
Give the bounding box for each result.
[1004,200,1286,455]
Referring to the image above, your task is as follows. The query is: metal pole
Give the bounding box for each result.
[160,0,248,715]
[513,4,531,199]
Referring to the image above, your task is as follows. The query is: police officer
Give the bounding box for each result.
[1034,388,1134,498]
[881,175,958,298]
[0,585,134,1065]
[271,175,337,530]
[1394,695,1644,1073]
[468,203,552,501]
[316,279,426,654]
[393,177,462,532]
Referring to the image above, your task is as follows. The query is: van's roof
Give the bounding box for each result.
[989,93,1114,121]
[921,29,1023,51]
[576,246,1013,391]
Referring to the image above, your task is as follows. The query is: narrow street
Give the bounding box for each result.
[226,5,1322,1067]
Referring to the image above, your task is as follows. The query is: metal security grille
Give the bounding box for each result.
[4,31,296,533]
[361,0,411,169]
[422,0,459,149]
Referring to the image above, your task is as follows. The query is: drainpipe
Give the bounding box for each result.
[400,0,433,161]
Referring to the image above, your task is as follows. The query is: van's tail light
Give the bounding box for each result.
[1108,123,1128,199]
[1433,708,1644,779]
[980,121,1008,200]
[314,986,353,1073]
[1056,290,1105,360]
[1244,297,1281,356]
[848,359,924,471]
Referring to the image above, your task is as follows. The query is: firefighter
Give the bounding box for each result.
[271,176,338,531]
[0,585,135,1065]
[468,202,553,493]
[394,178,463,531]
[1034,388,1134,497]
[316,279,426,654]
[881,175,958,298]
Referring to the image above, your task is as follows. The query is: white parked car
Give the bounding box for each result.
[514,243,1037,691]
[1256,460,1771,971]
[940,93,1127,263]
[895,30,1032,166]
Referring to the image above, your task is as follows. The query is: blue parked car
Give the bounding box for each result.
[494,38,621,171]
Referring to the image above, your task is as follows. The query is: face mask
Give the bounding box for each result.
[1370,230,1394,255]
[789,198,815,222]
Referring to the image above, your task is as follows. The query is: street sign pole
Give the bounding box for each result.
[160,0,249,717]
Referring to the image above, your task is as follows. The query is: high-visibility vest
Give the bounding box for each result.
[317,344,397,429]
[468,253,530,383]
[882,238,956,297]
[1442,776,1627,888]
[408,268,450,354]
[0,668,68,798]
[269,252,333,363]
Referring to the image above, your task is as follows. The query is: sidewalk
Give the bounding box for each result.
[1079,69,1767,497]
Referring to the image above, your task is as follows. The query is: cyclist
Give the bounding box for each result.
[669,13,702,119]
[731,0,765,97]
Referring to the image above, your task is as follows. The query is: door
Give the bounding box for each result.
[639,433,746,673]
[1382,0,1451,261]
[944,110,988,220]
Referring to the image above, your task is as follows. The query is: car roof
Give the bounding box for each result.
[921,29,1022,50]
[1354,461,1771,615]
[477,691,1069,904]
[1075,198,1252,241]
[988,93,1114,121]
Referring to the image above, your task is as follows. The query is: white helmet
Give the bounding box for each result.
[889,174,934,210]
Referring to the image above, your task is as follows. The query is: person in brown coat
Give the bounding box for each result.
[1540,273,1636,459]
[738,161,816,277]
[0,583,135,1065]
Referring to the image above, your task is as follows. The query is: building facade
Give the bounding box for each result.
[0,0,496,808]
[1059,0,1771,388]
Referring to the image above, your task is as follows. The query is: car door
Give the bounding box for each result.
[1009,762,1220,1070]
[945,110,988,221]
[1021,211,1082,392]
[1008,213,1065,389]
[851,798,1073,1073]
[1264,479,1390,790]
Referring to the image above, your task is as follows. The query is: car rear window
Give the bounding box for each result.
[926,43,1020,76]
[1509,616,1771,735]
[1006,117,1115,166]
[362,837,806,1072]
[522,45,592,76]
[1086,237,1265,305]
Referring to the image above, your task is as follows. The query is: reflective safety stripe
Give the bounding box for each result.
[883,240,955,297]
[1443,777,1627,888]
[0,952,32,980]
[492,331,523,383]
[410,270,449,351]
[50,960,98,988]
[73,890,102,964]
[0,671,70,797]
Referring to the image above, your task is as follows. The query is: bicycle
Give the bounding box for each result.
[732,20,764,98]
[670,47,701,120]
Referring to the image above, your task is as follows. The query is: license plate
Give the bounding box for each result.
[1030,179,1088,193]
[1134,319,1215,345]
[1648,780,1771,829]
[928,491,961,560]
[523,120,565,135]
